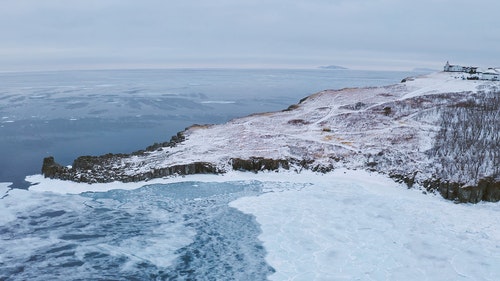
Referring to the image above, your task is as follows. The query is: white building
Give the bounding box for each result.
[444,61,499,81]
[444,61,463,72]
[443,61,478,73]
[481,69,500,81]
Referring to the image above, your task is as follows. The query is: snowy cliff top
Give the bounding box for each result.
[38,71,500,199]
[116,72,496,176]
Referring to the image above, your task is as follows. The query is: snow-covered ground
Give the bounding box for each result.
[158,72,496,176]
[18,169,500,280]
[232,170,500,281]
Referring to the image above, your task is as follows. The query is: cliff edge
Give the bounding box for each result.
[42,72,500,203]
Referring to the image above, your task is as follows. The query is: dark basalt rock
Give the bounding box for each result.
[72,154,124,171]
[41,130,198,183]
[389,172,417,188]
[41,157,68,178]
[421,177,500,203]
[43,157,220,184]
[141,131,186,154]
[231,157,290,172]
[120,162,221,183]
[230,157,332,173]
[384,168,500,203]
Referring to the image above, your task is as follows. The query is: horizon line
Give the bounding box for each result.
[0,64,434,74]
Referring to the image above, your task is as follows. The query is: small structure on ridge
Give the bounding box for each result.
[443,61,499,81]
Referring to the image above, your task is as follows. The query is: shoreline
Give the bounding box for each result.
[8,162,500,280]
[27,168,400,194]
[38,72,500,203]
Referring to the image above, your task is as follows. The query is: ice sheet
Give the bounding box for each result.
[26,170,318,194]
[24,169,500,280]
[0,182,10,193]
[1,179,271,280]
[230,169,500,281]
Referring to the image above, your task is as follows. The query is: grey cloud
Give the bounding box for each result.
[1,0,499,71]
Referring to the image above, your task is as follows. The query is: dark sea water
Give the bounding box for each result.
[0,180,279,280]
[0,68,422,188]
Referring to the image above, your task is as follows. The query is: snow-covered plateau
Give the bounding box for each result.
[41,72,500,203]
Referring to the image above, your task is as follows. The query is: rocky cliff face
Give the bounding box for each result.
[41,72,499,203]
[42,131,221,183]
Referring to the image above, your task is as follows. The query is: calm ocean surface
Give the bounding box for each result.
[0,68,423,187]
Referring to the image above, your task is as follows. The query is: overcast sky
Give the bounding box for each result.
[1,0,499,71]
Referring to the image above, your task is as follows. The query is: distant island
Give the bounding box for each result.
[318,65,348,70]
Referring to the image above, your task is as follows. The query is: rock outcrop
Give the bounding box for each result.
[42,154,220,184]
[41,156,67,179]
[420,178,500,203]
[41,131,217,183]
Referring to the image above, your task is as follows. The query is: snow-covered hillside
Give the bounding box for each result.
[41,72,500,202]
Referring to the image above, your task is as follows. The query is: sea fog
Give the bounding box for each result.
[0,68,420,187]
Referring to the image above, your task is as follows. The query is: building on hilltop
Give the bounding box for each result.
[481,69,499,81]
[444,61,462,72]
[443,61,478,74]
[444,61,499,81]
